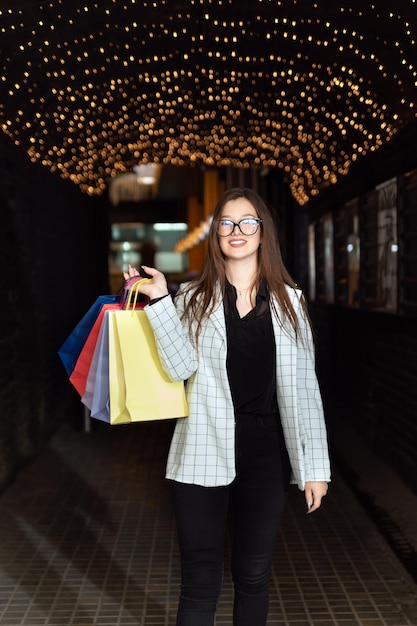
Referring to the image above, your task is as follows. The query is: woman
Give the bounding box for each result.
[125,187,330,626]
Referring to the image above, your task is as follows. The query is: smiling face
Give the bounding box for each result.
[218,197,262,263]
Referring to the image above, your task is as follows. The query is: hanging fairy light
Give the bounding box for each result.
[0,1,416,205]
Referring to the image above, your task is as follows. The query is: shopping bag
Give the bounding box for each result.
[69,302,121,397]
[58,295,120,376]
[107,309,188,424]
[69,277,150,397]
[81,312,110,422]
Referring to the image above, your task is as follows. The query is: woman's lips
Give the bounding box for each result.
[228,238,246,246]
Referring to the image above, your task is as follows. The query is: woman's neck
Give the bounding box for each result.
[226,260,258,292]
[226,261,258,316]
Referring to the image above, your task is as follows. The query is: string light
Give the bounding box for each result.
[0,1,416,205]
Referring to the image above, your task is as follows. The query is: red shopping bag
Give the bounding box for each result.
[81,310,111,422]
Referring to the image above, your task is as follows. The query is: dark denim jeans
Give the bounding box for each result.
[173,414,291,626]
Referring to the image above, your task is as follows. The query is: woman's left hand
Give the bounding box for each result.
[304,481,328,514]
[123,264,169,301]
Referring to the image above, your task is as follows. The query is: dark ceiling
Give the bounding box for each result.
[1,1,416,205]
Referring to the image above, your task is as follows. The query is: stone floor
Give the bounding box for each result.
[0,419,416,625]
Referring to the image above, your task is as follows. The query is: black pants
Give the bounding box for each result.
[173,414,291,626]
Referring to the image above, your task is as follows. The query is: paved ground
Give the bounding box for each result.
[0,419,416,625]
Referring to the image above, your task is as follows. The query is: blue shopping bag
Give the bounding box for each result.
[58,295,120,376]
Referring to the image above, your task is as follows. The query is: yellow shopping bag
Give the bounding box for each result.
[108,308,188,424]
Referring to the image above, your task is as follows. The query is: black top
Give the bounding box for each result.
[224,279,279,416]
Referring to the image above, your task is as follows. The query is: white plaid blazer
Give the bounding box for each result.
[145,284,331,489]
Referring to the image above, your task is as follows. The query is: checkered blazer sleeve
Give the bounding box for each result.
[144,292,198,382]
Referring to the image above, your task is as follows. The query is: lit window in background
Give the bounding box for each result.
[109,222,189,283]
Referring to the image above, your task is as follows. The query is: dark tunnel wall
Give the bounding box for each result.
[0,136,110,491]
[314,305,417,495]
[308,122,417,497]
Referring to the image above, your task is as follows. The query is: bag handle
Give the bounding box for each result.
[123,278,150,312]
[119,275,148,308]
[116,274,141,295]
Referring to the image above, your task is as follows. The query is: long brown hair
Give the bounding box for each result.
[178,187,312,344]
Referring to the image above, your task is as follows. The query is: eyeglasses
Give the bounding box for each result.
[217,217,262,237]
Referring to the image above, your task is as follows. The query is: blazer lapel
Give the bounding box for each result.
[210,300,227,342]
[270,302,297,412]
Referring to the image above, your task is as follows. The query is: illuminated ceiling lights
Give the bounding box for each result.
[0,1,416,205]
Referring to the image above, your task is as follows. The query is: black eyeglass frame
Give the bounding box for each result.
[216,217,263,237]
